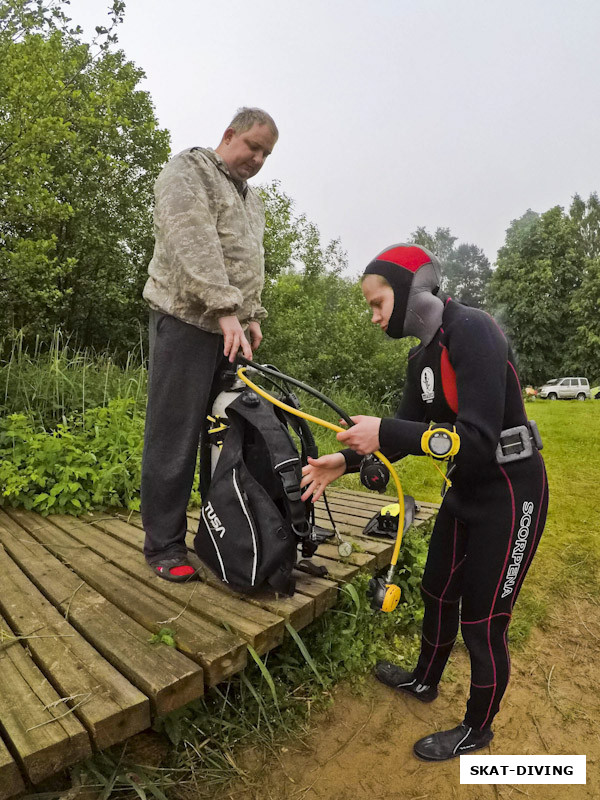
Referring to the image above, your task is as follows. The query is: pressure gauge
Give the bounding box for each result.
[421,426,460,459]
[338,541,353,558]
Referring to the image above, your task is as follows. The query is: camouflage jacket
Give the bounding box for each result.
[143,147,267,333]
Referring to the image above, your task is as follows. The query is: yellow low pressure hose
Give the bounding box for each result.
[236,366,406,577]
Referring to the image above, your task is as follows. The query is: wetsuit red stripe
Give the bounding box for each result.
[508,359,528,417]
[461,612,512,625]
[423,633,458,648]
[422,519,458,683]
[421,585,459,604]
[440,344,458,414]
[504,624,511,687]
[481,465,516,729]
[511,454,547,605]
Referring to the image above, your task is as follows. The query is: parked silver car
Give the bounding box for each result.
[538,377,591,400]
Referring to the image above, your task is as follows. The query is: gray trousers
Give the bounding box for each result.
[141,310,227,564]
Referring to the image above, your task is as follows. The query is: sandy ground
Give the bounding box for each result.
[221,593,599,800]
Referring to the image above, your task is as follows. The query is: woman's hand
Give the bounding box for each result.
[300,452,346,503]
[336,415,381,455]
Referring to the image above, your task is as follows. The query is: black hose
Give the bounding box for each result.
[236,356,354,427]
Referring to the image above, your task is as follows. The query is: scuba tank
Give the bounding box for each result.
[207,370,247,477]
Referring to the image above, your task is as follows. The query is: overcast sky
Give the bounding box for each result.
[70,0,600,276]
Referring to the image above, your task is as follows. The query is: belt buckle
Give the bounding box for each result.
[496,424,533,464]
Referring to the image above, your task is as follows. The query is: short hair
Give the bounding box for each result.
[228,107,278,139]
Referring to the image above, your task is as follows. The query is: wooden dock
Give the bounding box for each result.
[0,489,437,797]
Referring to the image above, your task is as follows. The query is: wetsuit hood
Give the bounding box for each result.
[363,244,443,339]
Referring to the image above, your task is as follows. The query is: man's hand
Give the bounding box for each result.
[300,453,346,503]
[219,315,252,362]
[336,415,382,455]
[247,320,263,352]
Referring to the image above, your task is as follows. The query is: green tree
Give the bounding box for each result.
[0,1,170,353]
[260,271,411,403]
[450,243,492,308]
[260,181,348,281]
[411,226,457,264]
[259,181,298,281]
[257,183,411,400]
[411,226,491,308]
[568,193,600,382]
[487,207,583,384]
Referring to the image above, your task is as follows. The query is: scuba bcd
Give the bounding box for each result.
[196,365,345,595]
[234,357,408,613]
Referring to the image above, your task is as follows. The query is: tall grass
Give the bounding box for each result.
[0,330,148,427]
[521,401,600,593]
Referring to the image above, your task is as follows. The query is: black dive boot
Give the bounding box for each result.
[413,722,493,761]
[374,662,438,702]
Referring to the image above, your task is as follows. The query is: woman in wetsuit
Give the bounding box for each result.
[300,244,548,761]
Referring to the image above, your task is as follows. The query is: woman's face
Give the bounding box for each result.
[361,274,395,333]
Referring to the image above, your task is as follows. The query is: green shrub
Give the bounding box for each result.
[0,399,146,513]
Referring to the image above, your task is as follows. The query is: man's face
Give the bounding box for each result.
[218,123,277,181]
[361,275,395,333]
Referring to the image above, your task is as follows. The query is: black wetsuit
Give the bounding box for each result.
[350,298,548,729]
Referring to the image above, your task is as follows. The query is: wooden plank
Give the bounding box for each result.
[304,553,360,583]
[315,508,435,537]
[313,525,394,569]
[185,509,341,605]
[6,510,247,687]
[317,495,427,522]
[291,571,338,616]
[314,511,375,536]
[129,507,374,587]
[314,500,435,537]
[0,608,91,785]
[0,511,204,716]
[314,517,395,563]
[0,543,150,751]
[328,487,440,512]
[311,541,375,570]
[71,515,286,655]
[317,498,389,520]
[0,737,25,800]
[314,539,389,571]
[313,519,393,559]
[98,510,318,632]
[199,570,316,631]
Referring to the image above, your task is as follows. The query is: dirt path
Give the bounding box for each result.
[224,594,599,800]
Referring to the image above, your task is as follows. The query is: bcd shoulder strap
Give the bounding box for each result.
[227,393,310,538]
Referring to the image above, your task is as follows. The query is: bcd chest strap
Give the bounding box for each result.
[276,464,311,537]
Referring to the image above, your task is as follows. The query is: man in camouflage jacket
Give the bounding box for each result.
[141,108,278,581]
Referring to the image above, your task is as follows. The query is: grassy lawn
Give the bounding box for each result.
[520,401,600,594]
